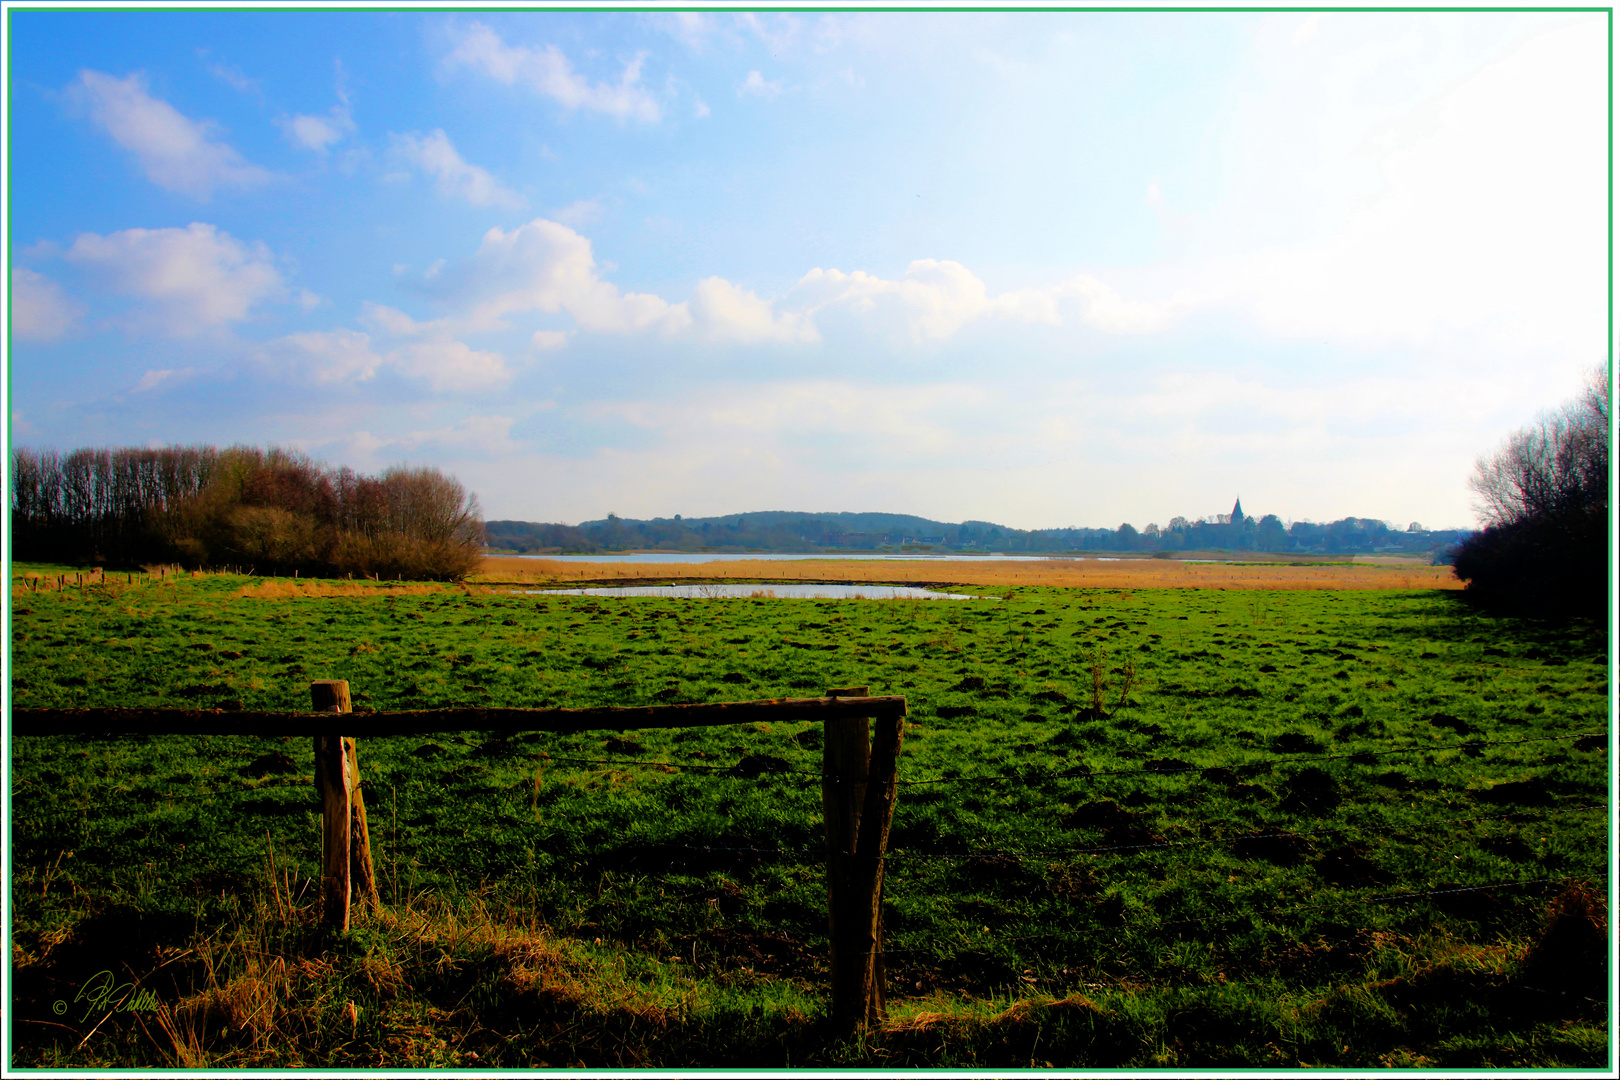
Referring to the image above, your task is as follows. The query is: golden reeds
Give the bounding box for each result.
[477,555,1462,591]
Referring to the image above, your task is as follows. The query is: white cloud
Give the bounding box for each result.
[1053,275,1204,335]
[445,22,660,122]
[456,217,691,335]
[10,267,85,341]
[64,223,285,335]
[419,219,1189,351]
[360,301,441,338]
[390,129,525,210]
[262,328,385,384]
[687,277,819,345]
[794,260,1044,343]
[66,70,273,198]
[390,337,509,391]
[531,329,568,351]
[793,260,1200,343]
[278,106,355,152]
[262,314,509,391]
[738,70,785,99]
[694,98,711,118]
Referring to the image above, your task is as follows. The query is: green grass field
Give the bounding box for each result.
[8,566,1611,1068]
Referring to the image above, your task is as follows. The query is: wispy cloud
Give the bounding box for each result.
[278,106,355,152]
[261,318,511,392]
[390,129,525,209]
[445,22,661,122]
[65,69,273,198]
[738,70,785,99]
[201,56,265,104]
[10,267,86,341]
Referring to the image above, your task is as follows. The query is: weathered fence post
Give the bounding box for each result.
[310,681,378,930]
[823,685,902,1030]
[311,681,351,931]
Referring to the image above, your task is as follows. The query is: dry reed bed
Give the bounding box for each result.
[479,556,1463,591]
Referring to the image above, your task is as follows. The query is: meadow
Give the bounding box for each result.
[7,560,1610,1068]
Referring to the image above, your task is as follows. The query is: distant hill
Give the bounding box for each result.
[484,511,1468,558]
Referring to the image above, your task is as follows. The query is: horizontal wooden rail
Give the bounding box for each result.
[9,695,908,737]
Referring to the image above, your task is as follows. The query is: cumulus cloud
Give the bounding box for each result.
[1053,275,1204,335]
[794,260,1044,342]
[454,217,691,335]
[390,129,525,209]
[65,70,273,198]
[64,223,285,335]
[445,22,660,122]
[409,219,1188,351]
[10,267,85,341]
[680,277,814,344]
[531,329,569,351]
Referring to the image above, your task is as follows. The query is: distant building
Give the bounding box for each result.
[1231,496,1247,524]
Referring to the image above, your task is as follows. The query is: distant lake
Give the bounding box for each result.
[522,583,988,600]
[511,551,1120,564]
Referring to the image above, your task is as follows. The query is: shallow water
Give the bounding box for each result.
[520,583,988,600]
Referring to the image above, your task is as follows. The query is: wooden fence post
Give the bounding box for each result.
[310,681,378,930]
[823,685,902,1030]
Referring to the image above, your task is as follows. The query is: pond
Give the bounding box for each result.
[521,583,989,600]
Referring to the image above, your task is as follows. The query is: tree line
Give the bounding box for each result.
[486,510,1461,557]
[10,444,484,580]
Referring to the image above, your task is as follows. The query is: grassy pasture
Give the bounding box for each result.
[7,562,1610,1068]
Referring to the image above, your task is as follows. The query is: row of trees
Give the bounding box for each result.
[486,510,1459,556]
[10,445,485,580]
[1454,369,1608,617]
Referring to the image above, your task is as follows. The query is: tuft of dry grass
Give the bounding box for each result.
[479,555,1463,591]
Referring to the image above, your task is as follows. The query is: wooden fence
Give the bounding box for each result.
[12,683,909,1029]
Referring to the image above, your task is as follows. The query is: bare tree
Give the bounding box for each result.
[1455,368,1609,616]
[1470,367,1609,529]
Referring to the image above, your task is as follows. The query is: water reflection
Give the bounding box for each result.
[521,583,988,600]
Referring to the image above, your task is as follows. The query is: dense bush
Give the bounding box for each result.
[1453,369,1609,616]
[10,444,483,580]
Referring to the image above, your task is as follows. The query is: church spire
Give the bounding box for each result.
[1232,495,1245,523]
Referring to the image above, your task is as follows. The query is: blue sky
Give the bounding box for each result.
[4,4,1609,531]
